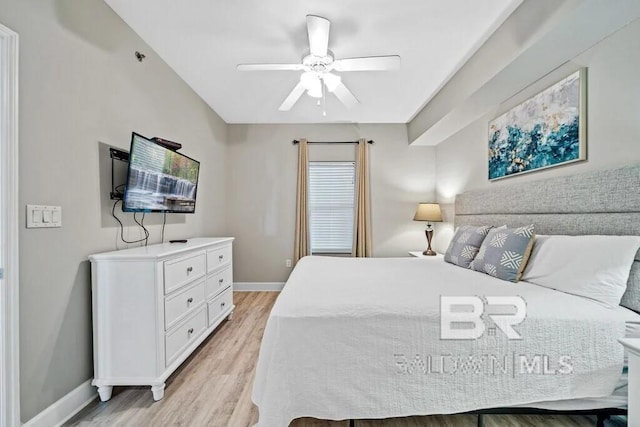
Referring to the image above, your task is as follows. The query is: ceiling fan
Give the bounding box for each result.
[237,15,401,112]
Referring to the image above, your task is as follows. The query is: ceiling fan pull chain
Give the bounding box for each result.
[316,76,322,106]
[322,80,327,116]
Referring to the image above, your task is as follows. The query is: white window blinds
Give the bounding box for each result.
[308,161,356,254]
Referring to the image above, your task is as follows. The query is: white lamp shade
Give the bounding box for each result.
[300,71,316,89]
[323,73,341,92]
[413,203,442,222]
[307,83,322,98]
[301,72,322,98]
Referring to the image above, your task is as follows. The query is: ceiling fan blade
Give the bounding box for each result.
[333,55,401,72]
[332,82,359,109]
[278,81,307,111]
[237,63,305,71]
[306,15,330,57]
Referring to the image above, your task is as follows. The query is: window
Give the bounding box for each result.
[308,161,356,254]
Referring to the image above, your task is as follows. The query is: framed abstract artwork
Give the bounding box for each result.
[488,69,587,180]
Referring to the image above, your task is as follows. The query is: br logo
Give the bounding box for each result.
[440,296,526,340]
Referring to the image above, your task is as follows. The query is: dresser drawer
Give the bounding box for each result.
[165,307,207,366]
[164,252,206,294]
[206,267,232,299]
[164,280,205,330]
[207,245,232,273]
[207,288,233,327]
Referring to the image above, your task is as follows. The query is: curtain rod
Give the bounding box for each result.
[292,140,374,145]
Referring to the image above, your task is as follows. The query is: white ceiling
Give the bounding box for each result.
[104,0,522,124]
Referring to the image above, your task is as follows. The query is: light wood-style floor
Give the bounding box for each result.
[66,292,624,427]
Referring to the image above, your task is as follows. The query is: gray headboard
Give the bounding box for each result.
[455,164,640,313]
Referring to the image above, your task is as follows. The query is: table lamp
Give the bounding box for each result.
[413,203,442,256]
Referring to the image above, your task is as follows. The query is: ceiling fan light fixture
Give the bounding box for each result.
[300,72,322,98]
[300,71,317,88]
[323,73,341,92]
[307,82,323,98]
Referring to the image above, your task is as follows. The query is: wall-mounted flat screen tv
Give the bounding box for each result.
[123,132,200,213]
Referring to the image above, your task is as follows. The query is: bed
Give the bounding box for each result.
[252,164,640,427]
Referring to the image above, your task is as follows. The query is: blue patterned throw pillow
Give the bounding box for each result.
[444,225,493,268]
[470,224,536,282]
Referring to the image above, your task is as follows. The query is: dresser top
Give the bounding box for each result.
[89,237,234,261]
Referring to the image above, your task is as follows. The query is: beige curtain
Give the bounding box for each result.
[354,139,372,257]
[294,138,311,263]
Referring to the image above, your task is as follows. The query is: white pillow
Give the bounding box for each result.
[521,235,640,307]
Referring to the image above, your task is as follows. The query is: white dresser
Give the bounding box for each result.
[89,237,234,401]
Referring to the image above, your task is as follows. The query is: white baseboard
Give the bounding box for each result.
[23,379,97,427]
[234,282,284,292]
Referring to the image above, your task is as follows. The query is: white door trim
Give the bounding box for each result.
[0,23,20,427]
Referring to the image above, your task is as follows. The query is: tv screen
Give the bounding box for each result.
[123,133,200,213]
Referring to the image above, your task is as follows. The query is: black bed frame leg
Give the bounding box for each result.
[596,414,608,427]
[349,419,355,427]
[478,414,484,427]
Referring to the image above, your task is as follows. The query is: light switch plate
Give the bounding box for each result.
[26,205,62,228]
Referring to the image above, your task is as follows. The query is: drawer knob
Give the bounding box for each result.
[221,302,226,308]
[186,266,193,274]
[218,278,224,284]
[218,255,224,261]
[188,328,194,335]
[187,297,194,304]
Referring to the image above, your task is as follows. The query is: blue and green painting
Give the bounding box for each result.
[488,71,584,180]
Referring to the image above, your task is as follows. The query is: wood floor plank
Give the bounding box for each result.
[65,291,620,427]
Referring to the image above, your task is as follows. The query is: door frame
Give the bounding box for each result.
[0,23,20,427]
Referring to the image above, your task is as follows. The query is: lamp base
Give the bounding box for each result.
[424,225,437,256]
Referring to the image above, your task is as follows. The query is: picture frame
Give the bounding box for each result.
[488,68,587,181]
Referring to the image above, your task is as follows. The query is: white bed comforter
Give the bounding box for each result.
[252,256,628,426]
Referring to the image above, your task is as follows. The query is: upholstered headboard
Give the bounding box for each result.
[455,164,640,313]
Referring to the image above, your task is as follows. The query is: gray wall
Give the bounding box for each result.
[433,19,640,253]
[0,0,228,421]
[227,124,436,282]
